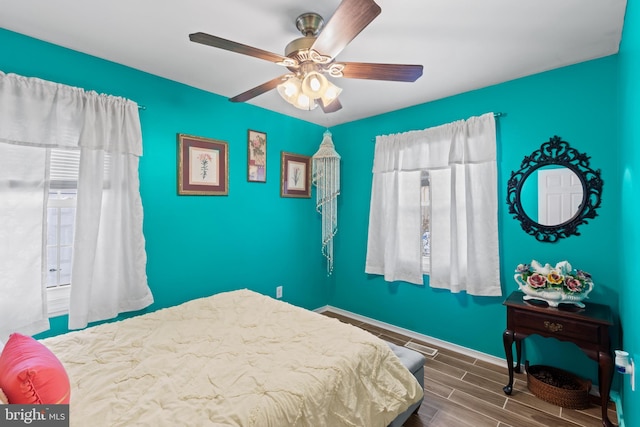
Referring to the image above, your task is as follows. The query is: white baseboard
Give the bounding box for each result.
[316,305,507,368]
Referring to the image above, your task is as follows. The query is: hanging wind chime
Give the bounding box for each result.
[312,130,340,275]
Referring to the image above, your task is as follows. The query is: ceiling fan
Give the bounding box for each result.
[189,0,423,113]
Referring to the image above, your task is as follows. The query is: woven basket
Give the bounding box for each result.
[525,361,592,409]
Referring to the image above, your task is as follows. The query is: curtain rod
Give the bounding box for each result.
[371,112,505,142]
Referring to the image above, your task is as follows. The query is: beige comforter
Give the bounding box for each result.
[43,289,422,427]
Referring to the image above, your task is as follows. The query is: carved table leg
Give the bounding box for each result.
[503,329,515,395]
[598,351,614,427]
[514,338,522,373]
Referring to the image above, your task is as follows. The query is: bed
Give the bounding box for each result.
[39,289,423,426]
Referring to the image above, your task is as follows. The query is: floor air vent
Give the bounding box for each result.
[405,341,438,357]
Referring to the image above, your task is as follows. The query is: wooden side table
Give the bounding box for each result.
[502,291,614,427]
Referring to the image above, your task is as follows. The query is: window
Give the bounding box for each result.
[0,75,153,335]
[365,114,499,293]
[420,171,431,274]
[46,149,80,316]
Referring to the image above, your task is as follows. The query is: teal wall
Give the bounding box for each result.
[619,0,640,424]
[0,28,329,337]
[330,56,621,387]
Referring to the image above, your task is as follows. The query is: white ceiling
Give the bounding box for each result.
[0,0,627,127]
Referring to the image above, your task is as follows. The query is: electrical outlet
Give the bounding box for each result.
[276,286,283,299]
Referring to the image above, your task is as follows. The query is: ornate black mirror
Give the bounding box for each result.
[506,136,603,242]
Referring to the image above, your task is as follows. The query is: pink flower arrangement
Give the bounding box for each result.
[515,260,592,295]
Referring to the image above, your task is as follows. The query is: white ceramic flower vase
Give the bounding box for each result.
[514,274,593,308]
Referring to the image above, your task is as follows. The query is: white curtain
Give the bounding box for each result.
[0,143,49,337]
[0,71,153,335]
[365,113,501,296]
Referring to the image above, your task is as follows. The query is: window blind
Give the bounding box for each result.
[49,149,110,189]
[50,148,79,189]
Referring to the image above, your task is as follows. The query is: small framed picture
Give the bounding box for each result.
[280,151,311,198]
[177,134,228,195]
[247,129,266,182]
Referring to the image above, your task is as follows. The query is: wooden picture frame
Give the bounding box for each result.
[247,129,267,182]
[178,134,228,195]
[280,152,311,198]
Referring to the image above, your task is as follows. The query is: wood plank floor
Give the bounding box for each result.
[320,311,618,427]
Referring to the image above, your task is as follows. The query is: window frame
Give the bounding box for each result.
[45,148,80,317]
[46,193,76,317]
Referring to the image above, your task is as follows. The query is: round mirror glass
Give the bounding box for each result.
[519,166,584,226]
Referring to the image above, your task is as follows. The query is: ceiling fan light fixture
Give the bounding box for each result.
[293,92,318,111]
[277,76,317,109]
[278,72,335,111]
[301,71,329,98]
[277,77,301,103]
[320,80,342,106]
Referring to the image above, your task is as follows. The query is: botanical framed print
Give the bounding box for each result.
[247,129,266,182]
[177,134,228,195]
[280,151,311,198]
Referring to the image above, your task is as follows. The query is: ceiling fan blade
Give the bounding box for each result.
[229,75,288,103]
[340,62,423,82]
[319,98,343,113]
[189,32,292,65]
[311,0,381,60]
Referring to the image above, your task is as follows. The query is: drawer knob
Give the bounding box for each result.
[544,321,563,332]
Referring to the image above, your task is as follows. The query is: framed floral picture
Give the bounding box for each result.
[247,129,266,182]
[177,134,228,195]
[280,151,311,198]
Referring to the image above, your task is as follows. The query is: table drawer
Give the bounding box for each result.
[512,310,601,344]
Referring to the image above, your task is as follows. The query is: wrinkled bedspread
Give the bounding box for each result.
[42,289,422,427]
